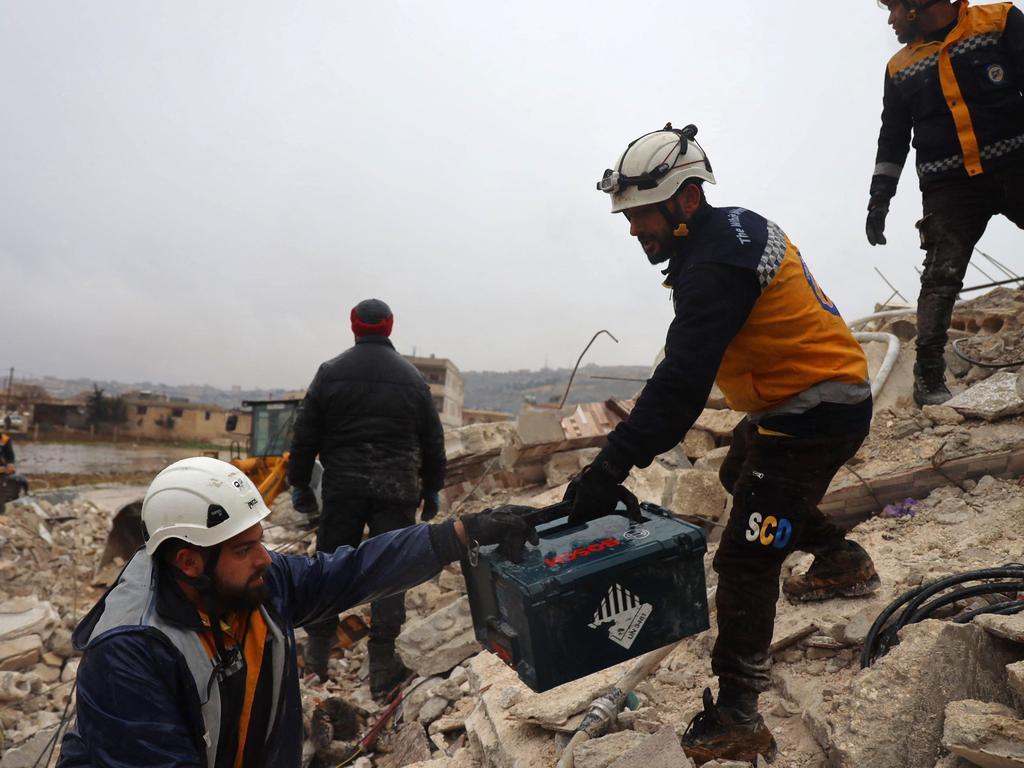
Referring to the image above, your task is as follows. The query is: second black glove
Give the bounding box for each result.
[460,505,540,563]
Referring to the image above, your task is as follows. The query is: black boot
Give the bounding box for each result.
[783,540,881,602]
[368,640,409,700]
[913,361,951,406]
[682,688,777,765]
[303,634,334,683]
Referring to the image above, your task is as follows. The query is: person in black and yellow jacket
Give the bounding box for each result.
[570,124,880,765]
[867,0,1024,404]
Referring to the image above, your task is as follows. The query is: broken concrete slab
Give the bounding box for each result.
[376,723,432,768]
[943,699,1024,768]
[0,599,59,643]
[839,601,890,646]
[682,428,716,460]
[544,448,599,487]
[817,620,1024,768]
[693,446,731,472]
[946,372,1024,422]
[0,634,42,672]
[607,724,694,768]
[397,597,479,677]
[402,676,445,722]
[694,408,744,440]
[509,660,635,730]
[0,724,64,768]
[974,613,1024,644]
[465,652,559,766]
[417,695,450,725]
[572,730,650,768]
[1007,661,1024,708]
[923,405,966,426]
[662,470,728,523]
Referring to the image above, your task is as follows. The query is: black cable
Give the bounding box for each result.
[861,566,1024,667]
[951,337,1024,369]
[905,581,1024,625]
[954,600,1024,623]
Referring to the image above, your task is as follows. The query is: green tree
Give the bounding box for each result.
[86,386,128,426]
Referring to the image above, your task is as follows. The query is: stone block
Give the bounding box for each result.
[947,372,1024,422]
[445,421,516,462]
[572,730,649,768]
[607,725,694,768]
[397,597,479,677]
[817,620,1023,768]
[682,428,716,460]
[1008,661,1024,708]
[923,405,966,426]
[438,568,466,595]
[417,695,450,725]
[544,448,599,487]
[662,470,728,522]
[974,613,1024,644]
[402,676,445,722]
[694,408,744,439]
[839,601,889,646]
[1017,369,1024,401]
[943,699,1024,768]
[0,670,39,702]
[0,599,59,643]
[376,723,432,768]
[0,725,62,768]
[693,446,731,472]
[0,635,42,672]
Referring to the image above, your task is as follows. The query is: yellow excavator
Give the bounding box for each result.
[101,398,318,567]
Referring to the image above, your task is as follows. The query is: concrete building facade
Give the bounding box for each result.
[405,355,464,428]
[123,393,251,443]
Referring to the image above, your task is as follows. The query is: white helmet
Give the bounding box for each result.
[597,123,716,213]
[141,456,271,555]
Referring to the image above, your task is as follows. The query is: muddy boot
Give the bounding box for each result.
[303,635,333,683]
[913,361,951,406]
[682,688,777,765]
[783,540,880,602]
[368,640,409,701]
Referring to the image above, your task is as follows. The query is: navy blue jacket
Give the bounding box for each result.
[57,524,445,768]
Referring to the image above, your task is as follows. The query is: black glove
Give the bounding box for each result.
[866,202,889,246]
[564,444,641,525]
[291,485,318,515]
[460,505,540,563]
[420,490,441,522]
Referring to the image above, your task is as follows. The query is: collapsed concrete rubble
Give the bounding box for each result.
[4,290,1024,767]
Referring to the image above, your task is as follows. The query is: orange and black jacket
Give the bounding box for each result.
[604,205,868,472]
[871,1,1024,199]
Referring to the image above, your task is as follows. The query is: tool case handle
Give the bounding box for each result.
[519,491,643,529]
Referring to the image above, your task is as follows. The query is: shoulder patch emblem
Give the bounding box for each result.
[987,64,1005,84]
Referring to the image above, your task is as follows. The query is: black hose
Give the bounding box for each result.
[906,581,1024,625]
[951,337,1024,369]
[954,600,1024,624]
[861,566,1024,668]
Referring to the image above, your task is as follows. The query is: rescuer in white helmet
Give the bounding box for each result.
[58,457,536,768]
[567,124,878,763]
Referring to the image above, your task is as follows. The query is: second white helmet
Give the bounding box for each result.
[141,456,271,555]
[597,123,716,213]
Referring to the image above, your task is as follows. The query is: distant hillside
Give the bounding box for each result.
[462,364,651,414]
[17,363,653,416]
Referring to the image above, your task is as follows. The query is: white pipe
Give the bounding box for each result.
[847,307,916,331]
[853,332,901,400]
[555,642,678,768]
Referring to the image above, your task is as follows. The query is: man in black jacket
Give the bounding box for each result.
[867,0,1024,405]
[288,298,446,694]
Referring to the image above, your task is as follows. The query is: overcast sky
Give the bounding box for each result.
[2,1,1021,390]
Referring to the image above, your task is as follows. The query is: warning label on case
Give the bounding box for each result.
[588,583,653,650]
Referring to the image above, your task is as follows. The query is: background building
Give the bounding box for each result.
[405,355,464,428]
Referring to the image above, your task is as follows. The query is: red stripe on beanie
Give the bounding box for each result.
[351,308,394,337]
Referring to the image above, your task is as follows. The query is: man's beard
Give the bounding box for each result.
[214,574,269,613]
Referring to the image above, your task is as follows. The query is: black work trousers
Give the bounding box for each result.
[711,398,872,698]
[916,156,1024,368]
[304,497,417,644]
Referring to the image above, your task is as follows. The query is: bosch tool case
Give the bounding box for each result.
[463,500,709,692]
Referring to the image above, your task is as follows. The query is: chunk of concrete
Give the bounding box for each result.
[0,634,42,672]
[572,730,649,768]
[682,428,716,460]
[544,448,599,487]
[922,405,965,426]
[662,470,728,523]
[943,699,1024,768]
[946,371,1024,422]
[465,652,558,766]
[417,695,450,725]
[397,597,479,677]
[402,676,445,722]
[839,601,889,646]
[376,723,432,768]
[693,446,731,472]
[0,725,63,768]
[0,599,59,643]
[1007,661,1024,708]
[974,613,1024,644]
[0,670,39,702]
[817,620,1023,768]
[694,408,744,439]
[607,725,693,768]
